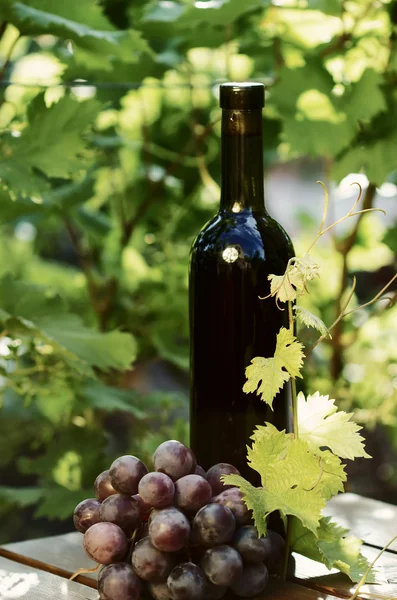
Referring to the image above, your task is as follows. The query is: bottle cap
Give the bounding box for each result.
[219,82,265,110]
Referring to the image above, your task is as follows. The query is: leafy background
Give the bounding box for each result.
[0,0,396,543]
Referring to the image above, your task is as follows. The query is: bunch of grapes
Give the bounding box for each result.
[73,440,285,599]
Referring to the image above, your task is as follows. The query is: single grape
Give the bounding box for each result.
[206,463,240,496]
[174,475,212,514]
[230,562,269,598]
[133,494,152,521]
[110,455,148,495]
[138,472,175,509]
[132,537,176,582]
[149,507,190,552]
[98,563,141,600]
[148,581,171,600]
[83,522,128,565]
[167,563,207,600]
[266,529,286,574]
[201,544,243,586]
[212,487,251,525]
[95,470,118,502]
[232,525,272,563]
[73,498,101,533]
[192,504,235,548]
[153,440,196,482]
[99,494,141,534]
[206,582,227,599]
[194,465,206,478]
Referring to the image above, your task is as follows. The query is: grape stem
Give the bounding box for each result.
[281,302,299,582]
[69,564,99,582]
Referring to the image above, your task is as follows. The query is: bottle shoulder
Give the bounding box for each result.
[191,210,294,263]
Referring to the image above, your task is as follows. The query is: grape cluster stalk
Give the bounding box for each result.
[73,440,285,599]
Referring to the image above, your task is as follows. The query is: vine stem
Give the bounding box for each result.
[349,532,397,600]
[281,302,298,582]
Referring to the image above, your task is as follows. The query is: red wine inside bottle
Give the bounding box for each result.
[189,83,294,484]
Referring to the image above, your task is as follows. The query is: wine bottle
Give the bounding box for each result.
[189,82,294,484]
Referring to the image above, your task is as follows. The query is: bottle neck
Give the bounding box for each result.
[220,109,265,212]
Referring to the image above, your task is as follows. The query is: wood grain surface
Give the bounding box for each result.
[0,556,97,599]
[325,493,397,553]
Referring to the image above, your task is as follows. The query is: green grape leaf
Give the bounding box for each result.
[79,380,147,419]
[176,0,266,28]
[383,225,397,254]
[0,486,44,507]
[307,0,342,15]
[294,306,331,338]
[0,276,137,373]
[0,94,101,196]
[291,517,376,583]
[223,424,326,535]
[243,328,305,407]
[5,1,152,68]
[298,391,371,459]
[332,135,397,186]
[343,70,387,122]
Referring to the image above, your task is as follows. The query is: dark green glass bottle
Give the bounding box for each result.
[189,83,294,484]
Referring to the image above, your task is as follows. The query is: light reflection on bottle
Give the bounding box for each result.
[222,246,239,263]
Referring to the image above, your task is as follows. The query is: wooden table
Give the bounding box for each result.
[0,493,396,599]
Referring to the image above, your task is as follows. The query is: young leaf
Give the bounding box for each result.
[298,391,371,460]
[243,328,305,408]
[294,306,331,338]
[316,450,346,500]
[223,424,327,536]
[267,254,320,304]
[291,517,376,583]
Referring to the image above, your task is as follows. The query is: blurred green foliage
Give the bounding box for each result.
[0,0,396,541]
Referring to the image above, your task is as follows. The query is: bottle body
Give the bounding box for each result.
[189,208,294,481]
[189,83,294,484]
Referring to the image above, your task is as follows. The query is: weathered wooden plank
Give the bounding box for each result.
[1,532,97,586]
[294,544,397,600]
[327,493,397,552]
[0,556,97,599]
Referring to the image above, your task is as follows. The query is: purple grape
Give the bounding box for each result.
[99,494,141,534]
[232,525,272,563]
[148,581,171,600]
[73,498,101,533]
[153,441,196,482]
[266,529,286,574]
[133,493,152,520]
[149,507,190,552]
[131,537,176,582]
[212,487,251,525]
[230,562,269,597]
[206,463,240,496]
[201,544,243,586]
[167,563,207,600]
[110,455,148,495]
[206,582,227,599]
[83,522,128,565]
[194,465,206,478]
[138,472,175,509]
[95,469,118,502]
[174,475,212,514]
[192,504,235,548]
[98,562,141,599]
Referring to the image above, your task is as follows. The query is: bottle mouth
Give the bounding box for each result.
[219,82,265,110]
